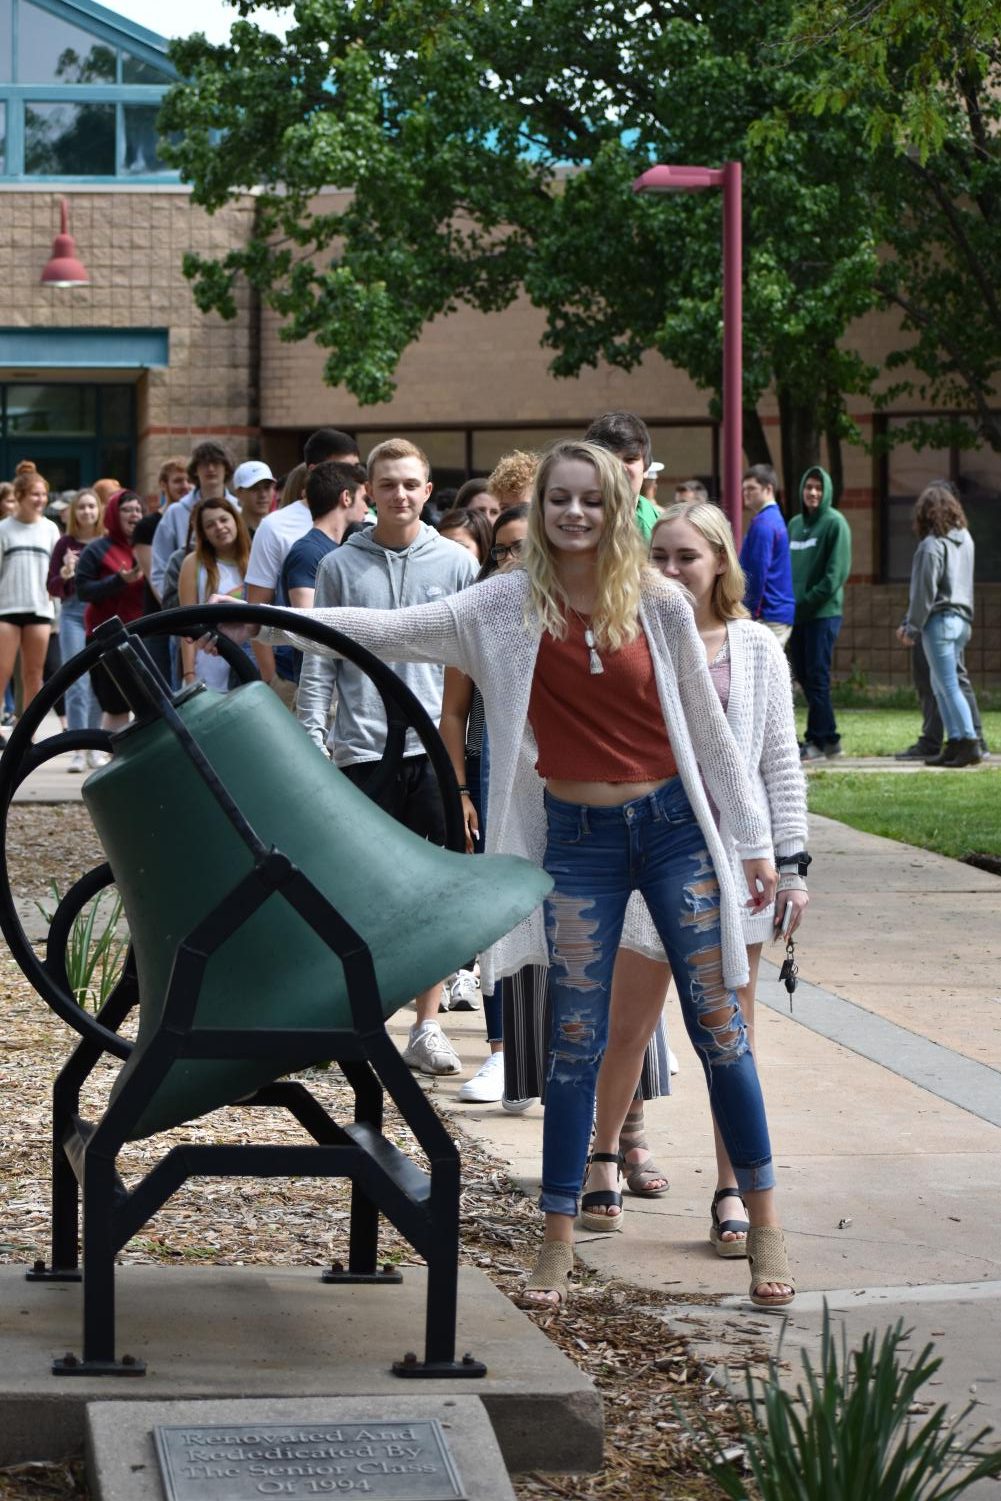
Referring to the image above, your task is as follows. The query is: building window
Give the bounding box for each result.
[17,1,116,84]
[25,100,116,175]
[278,419,721,499]
[0,0,12,84]
[6,383,98,435]
[122,103,167,173]
[879,415,1001,583]
[0,382,136,493]
[0,0,176,180]
[122,53,172,86]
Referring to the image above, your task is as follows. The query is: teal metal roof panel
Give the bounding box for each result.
[0,326,169,366]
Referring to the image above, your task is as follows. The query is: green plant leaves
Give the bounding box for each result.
[686,1305,1001,1500]
[37,881,128,1012]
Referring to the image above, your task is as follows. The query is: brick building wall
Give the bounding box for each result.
[259,190,711,446]
[0,187,259,492]
[836,585,1001,688]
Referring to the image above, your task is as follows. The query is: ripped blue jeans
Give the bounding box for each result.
[540,778,775,1215]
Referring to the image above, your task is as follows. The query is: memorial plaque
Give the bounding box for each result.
[155,1418,465,1501]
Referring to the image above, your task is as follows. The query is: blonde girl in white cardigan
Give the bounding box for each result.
[247,441,796,1311]
[599,501,808,1258]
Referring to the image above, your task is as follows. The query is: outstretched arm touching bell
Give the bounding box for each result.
[207,594,472,677]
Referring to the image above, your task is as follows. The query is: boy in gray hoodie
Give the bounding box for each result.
[298,438,477,1071]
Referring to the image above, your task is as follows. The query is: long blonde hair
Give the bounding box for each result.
[653,501,749,621]
[523,440,649,651]
[65,488,104,541]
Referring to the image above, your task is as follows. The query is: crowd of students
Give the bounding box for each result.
[6,411,985,1311]
[5,414,978,1326]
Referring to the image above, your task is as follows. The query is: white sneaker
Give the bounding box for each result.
[445,968,481,1011]
[403,1021,461,1075]
[501,1093,537,1114]
[669,1048,680,1076]
[87,750,110,769]
[458,1052,505,1102]
[67,751,86,773]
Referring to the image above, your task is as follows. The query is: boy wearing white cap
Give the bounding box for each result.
[233,460,276,536]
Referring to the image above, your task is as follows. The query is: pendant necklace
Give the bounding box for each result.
[568,606,604,675]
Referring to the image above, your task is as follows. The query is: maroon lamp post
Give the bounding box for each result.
[632,161,743,543]
[41,197,90,288]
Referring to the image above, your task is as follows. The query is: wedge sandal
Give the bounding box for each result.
[710,1185,749,1259]
[618,1104,670,1198]
[515,1240,575,1309]
[747,1225,796,1309]
[579,1151,625,1232]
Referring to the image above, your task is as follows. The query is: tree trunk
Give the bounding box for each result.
[742,405,772,468]
[778,386,821,513]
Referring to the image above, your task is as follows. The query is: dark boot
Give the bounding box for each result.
[949,738,983,767]
[924,740,962,766]
[896,743,939,761]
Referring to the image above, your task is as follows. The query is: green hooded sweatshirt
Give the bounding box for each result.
[787,466,852,621]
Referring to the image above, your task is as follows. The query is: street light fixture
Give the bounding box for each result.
[41,197,90,289]
[633,161,743,542]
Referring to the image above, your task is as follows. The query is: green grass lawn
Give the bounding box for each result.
[807,769,1001,860]
[795,707,1001,758]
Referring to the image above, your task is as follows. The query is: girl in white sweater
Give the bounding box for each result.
[598,501,808,1258]
[254,441,796,1310]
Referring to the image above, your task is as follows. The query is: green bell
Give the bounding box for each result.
[83,680,550,1140]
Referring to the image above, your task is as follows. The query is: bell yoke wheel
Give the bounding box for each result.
[0,603,465,1061]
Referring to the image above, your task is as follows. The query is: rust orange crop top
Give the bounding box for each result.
[528,614,677,782]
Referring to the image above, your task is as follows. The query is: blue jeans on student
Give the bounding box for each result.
[59,601,100,733]
[922,610,975,740]
[789,615,842,750]
[539,778,775,1216]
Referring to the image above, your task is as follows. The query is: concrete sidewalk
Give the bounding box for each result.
[11,733,1001,1483]
[394,813,1001,1488]
[804,753,996,773]
[6,714,94,803]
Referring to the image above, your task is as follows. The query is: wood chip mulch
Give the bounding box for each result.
[0,806,764,1500]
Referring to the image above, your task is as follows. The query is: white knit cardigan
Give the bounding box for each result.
[265,571,772,991]
[622,616,807,956]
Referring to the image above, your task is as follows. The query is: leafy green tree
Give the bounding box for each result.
[789,0,1001,453]
[161,3,546,406]
[162,0,884,487]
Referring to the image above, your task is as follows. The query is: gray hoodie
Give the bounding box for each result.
[905,528,975,635]
[297,522,477,762]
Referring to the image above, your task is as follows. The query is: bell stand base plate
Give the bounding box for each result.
[392,1356,487,1379]
[321,1264,404,1285]
[26,1265,82,1283]
[52,1356,146,1377]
